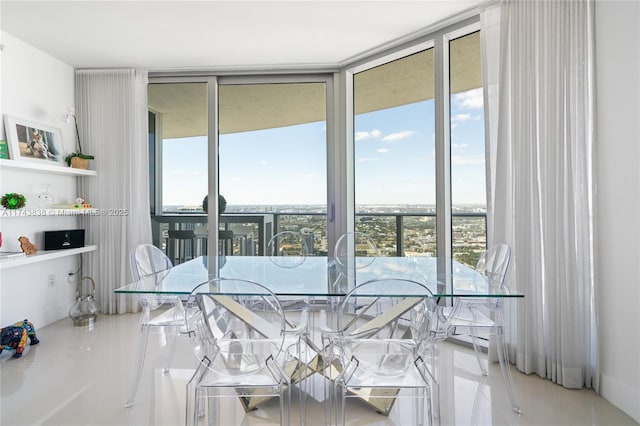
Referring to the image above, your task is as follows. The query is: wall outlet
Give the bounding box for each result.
[48,274,55,287]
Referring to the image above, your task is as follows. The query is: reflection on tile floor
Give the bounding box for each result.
[0,313,636,425]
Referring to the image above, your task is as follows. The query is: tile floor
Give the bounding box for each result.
[0,313,636,426]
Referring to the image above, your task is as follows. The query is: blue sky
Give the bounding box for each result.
[162,88,486,208]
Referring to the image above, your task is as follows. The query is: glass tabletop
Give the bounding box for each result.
[115,255,523,298]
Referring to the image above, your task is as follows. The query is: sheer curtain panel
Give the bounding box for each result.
[76,69,152,314]
[481,0,597,390]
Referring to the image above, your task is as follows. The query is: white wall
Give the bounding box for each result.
[594,0,640,422]
[0,32,82,327]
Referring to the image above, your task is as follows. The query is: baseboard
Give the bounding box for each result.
[600,372,640,422]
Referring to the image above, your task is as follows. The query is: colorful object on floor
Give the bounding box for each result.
[18,236,37,255]
[0,319,40,358]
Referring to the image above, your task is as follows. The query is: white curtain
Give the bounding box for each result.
[76,69,152,314]
[481,0,597,390]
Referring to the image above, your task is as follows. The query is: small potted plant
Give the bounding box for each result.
[65,152,94,169]
[62,108,94,169]
[1,193,26,210]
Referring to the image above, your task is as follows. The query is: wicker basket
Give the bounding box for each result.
[70,157,89,169]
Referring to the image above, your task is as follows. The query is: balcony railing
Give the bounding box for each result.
[152,210,487,267]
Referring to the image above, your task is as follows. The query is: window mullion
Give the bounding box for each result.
[434,32,453,293]
[207,76,219,276]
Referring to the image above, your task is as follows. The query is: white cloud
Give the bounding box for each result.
[451,113,481,123]
[452,155,485,165]
[170,170,185,175]
[357,157,378,163]
[382,130,415,142]
[377,148,389,153]
[452,143,469,152]
[259,160,268,165]
[454,88,484,109]
[355,129,382,141]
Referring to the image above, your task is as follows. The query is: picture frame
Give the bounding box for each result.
[3,115,65,165]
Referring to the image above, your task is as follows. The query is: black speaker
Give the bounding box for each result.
[44,230,85,250]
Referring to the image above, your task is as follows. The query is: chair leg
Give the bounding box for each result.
[418,354,440,426]
[470,332,488,376]
[125,324,151,407]
[185,361,209,426]
[338,380,346,426]
[282,382,291,426]
[162,326,179,373]
[494,324,521,414]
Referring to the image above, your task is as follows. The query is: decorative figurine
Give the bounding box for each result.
[72,197,92,209]
[18,236,37,255]
[35,184,55,208]
[0,319,40,358]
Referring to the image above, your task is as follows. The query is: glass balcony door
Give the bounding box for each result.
[217,78,330,256]
[353,48,437,257]
[148,81,209,263]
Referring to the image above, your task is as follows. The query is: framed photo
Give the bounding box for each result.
[3,115,65,165]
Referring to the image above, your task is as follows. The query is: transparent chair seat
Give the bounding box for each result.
[441,306,494,327]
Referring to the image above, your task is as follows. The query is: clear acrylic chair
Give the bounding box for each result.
[266,230,310,268]
[266,230,314,328]
[334,231,379,271]
[185,278,310,426]
[442,243,521,413]
[322,278,440,425]
[125,244,186,408]
[331,232,381,322]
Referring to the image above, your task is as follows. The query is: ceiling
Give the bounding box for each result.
[1,0,486,71]
[2,1,486,138]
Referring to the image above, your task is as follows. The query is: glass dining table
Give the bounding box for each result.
[114,254,523,299]
[115,254,523,419]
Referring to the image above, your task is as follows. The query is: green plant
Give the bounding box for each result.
[65,152,95,166]
[62,109,94,166]
[1,193,26,209]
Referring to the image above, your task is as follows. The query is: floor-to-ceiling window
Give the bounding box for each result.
[349,22,485,266]
[353,48,436,257]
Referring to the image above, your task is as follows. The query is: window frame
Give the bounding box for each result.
[338,18,482,284]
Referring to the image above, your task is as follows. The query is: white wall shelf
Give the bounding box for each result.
[1,208,98,217]
[0,158,97,176]
[0,245,98,270]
